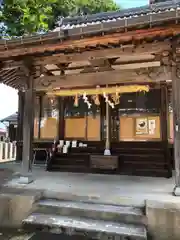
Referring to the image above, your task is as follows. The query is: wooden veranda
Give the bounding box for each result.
[1,1,180,193]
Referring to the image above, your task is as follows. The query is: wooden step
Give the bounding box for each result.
[121,162,168,168]
[120,168,171,178]
[48,165,88,172]
[53,159,89,164]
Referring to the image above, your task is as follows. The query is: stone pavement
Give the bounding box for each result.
[0,162,180,240]
[1,162,176,206]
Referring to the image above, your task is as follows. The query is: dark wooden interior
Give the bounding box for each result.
[15,85,173,178]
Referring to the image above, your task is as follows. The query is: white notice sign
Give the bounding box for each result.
[148,119,156,135]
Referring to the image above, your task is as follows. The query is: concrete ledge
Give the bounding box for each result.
[0,188,43,228]
[146,199,180,240]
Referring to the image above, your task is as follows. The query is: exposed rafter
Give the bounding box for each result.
[33,42,171,66]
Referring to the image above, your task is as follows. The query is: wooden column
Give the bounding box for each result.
[38,95,43,139]
[100,96,105,141]
[20,66,34,184]
[172,45,180,194]
[58,97,65,139]
[16,91,24,161]
[160,85,168,141]
[17,91,24,141]
[160,84,172,177]
[104,101,111,155]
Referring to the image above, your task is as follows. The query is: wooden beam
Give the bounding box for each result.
[1,61,23,70]
[45,56,158,72]
[34,42,171,65]
[0,68,17,78]
[35,66,170,90]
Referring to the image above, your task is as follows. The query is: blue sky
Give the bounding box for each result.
[116,0,148,8]
[0,0,149,126]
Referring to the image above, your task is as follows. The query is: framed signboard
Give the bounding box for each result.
[136,118,148,135]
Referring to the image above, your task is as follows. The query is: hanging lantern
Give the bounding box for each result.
[74,94,79,107]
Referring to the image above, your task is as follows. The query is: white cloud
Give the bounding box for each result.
[0,84,18,120]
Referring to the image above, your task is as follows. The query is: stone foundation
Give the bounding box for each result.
[146,199,180,240]
[0,188,42,228]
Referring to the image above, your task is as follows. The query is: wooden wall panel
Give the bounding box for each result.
[119,117,134,141]
[65,118,86,139]
[119,115,161,141]
[87,115,100,141]
[41,118,58,139]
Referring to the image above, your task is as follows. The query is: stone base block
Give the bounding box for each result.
[19,175,33,184]
[173,186,180,196]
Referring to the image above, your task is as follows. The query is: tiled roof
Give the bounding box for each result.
[1,0,180,49]
[0,113,17,123]
[54,0,180,31]
[1,0,180,62]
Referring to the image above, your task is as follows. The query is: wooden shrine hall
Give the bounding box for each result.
[1,1,180,190]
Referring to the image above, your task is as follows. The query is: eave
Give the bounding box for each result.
[0,24,179,61]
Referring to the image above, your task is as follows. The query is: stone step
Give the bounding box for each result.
[22,213,147,240]
[37,199,146,225]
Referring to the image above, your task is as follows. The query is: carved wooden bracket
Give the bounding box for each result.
[37,77,57,88]
[135,66,167,81]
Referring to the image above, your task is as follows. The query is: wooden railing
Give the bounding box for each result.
[0,141,17,162]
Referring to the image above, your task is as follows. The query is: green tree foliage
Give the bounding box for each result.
[0,0,119,37]
[1,0,57,36]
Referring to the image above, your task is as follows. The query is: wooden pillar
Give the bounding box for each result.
[38,95,43,139]
[20,66,34,184]
[172,45,180,194]
[17,91,24,141]
[58,97,65,139]
[100,96,105,141]
[104,101,111,155]
[160,84,172,177]
[160,85,168,141]
[16,91,24,161]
